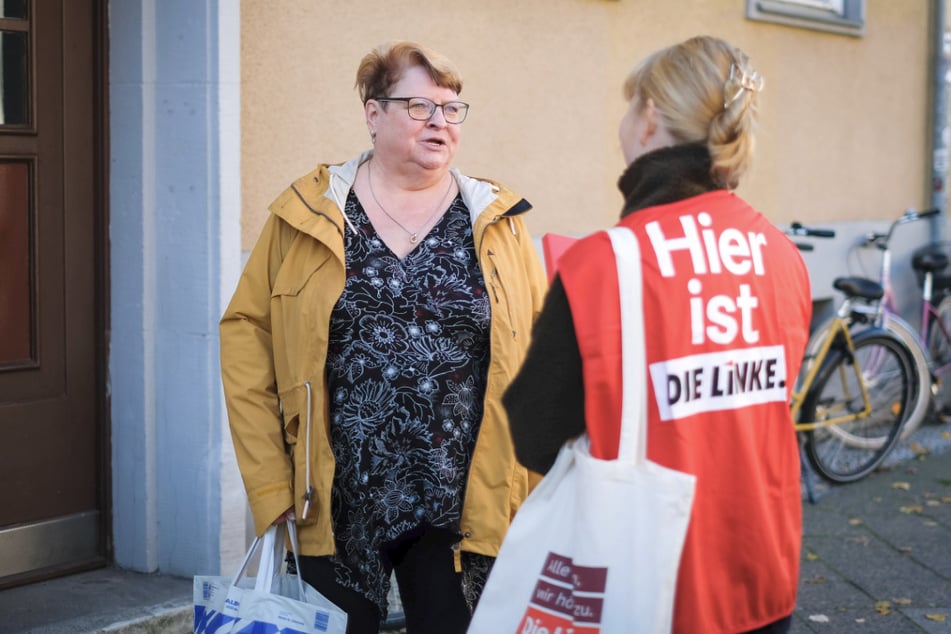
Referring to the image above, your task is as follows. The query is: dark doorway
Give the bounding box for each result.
[0,0,108,587]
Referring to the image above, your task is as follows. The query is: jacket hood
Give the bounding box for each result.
[268,150,532,242]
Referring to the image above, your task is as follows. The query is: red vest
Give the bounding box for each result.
[560,191,810,633]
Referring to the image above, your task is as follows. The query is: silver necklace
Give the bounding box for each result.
[367,161,453,244]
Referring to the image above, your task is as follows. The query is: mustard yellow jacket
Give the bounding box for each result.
[220,151,547,559]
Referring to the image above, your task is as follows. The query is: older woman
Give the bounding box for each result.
[505,36,811,633]
[220,41,547,633]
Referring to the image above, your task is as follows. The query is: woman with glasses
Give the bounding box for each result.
[220,41,546,633]
[504,36,810,633]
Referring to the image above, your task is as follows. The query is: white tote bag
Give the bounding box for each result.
[468,227,697,634]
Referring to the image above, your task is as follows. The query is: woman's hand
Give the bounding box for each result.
[271,507,296,526]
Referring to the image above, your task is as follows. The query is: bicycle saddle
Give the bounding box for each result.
[911,247,949,273]
[833,276,884,300]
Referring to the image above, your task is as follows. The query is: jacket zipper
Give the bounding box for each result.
[301,381,315,519]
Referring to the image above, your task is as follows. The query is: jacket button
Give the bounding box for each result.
[464,531,472,538]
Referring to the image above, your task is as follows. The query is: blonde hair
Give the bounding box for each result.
[623,36,763,190]
[355,41,463,103]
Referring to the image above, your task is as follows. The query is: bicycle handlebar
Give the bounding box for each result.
[861,207,942,249]
[788,222,836,239]
[787,207,941,250]
[913,207,941,219]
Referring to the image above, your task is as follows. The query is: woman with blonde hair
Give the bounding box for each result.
[505,36,810,633]
[221,41,546,633]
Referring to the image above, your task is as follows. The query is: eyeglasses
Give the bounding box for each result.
[375,97,469,124]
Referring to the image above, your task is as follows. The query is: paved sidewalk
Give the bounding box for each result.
[2,421,949,633]
[792,420,951,633]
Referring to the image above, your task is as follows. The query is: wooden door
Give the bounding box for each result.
[0,0,107,587]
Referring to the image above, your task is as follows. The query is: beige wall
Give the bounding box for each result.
[241,0,933,250]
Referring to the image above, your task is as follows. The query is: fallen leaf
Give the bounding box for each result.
[892,597,912,606]
[849,517,863,525]
[923,520,939,527]
[942,497,951,503]
[808,614,830,623]
[909,442,929,456]
[875,601,892,615]
[806,551,819,561]
[804,575,826,584]
[899,505,923,514]
[892,481,911,490]
[942,430,951,439]
[898,546,912,553]
[927,499,941,506]
[925,613,947,622]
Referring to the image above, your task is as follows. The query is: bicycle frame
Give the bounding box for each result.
[791,314,872,432]
[918,266,951,383]
[863,225,923,342]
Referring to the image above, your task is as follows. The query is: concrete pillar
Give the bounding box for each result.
[109,0,246,577]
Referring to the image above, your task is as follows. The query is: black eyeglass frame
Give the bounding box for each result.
[374,97,470,124]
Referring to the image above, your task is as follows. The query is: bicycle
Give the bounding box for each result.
[786,223,917,486]
[808,208,940,441]
[910,232,951,414]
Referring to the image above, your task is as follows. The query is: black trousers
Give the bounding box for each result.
[297,526,470,634]
[745,615,793,634]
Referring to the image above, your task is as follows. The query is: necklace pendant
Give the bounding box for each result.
[410,234,418,243]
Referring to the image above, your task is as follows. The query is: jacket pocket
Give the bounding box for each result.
[278,384,305,447]
[486,259,518,339]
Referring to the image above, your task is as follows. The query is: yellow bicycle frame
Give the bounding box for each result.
[791,317,873,432]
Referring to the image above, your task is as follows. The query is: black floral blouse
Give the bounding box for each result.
[324,189,491,612]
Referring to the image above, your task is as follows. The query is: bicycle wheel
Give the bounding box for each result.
[802,330,914,483]
[926,295,951,411]
[806,313,931,440]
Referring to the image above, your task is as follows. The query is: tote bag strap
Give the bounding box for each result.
[254,524,286,593]
[605,227,647,465]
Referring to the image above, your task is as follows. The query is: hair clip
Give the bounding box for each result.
[724,63,764,109]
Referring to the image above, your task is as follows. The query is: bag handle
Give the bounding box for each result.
[231,523,308,599]
[606,227,647,465]
[254,524,285,593]
[230,533,263,584]
[285,522,308,599]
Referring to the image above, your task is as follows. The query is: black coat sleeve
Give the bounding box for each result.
[503,275,586,474]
